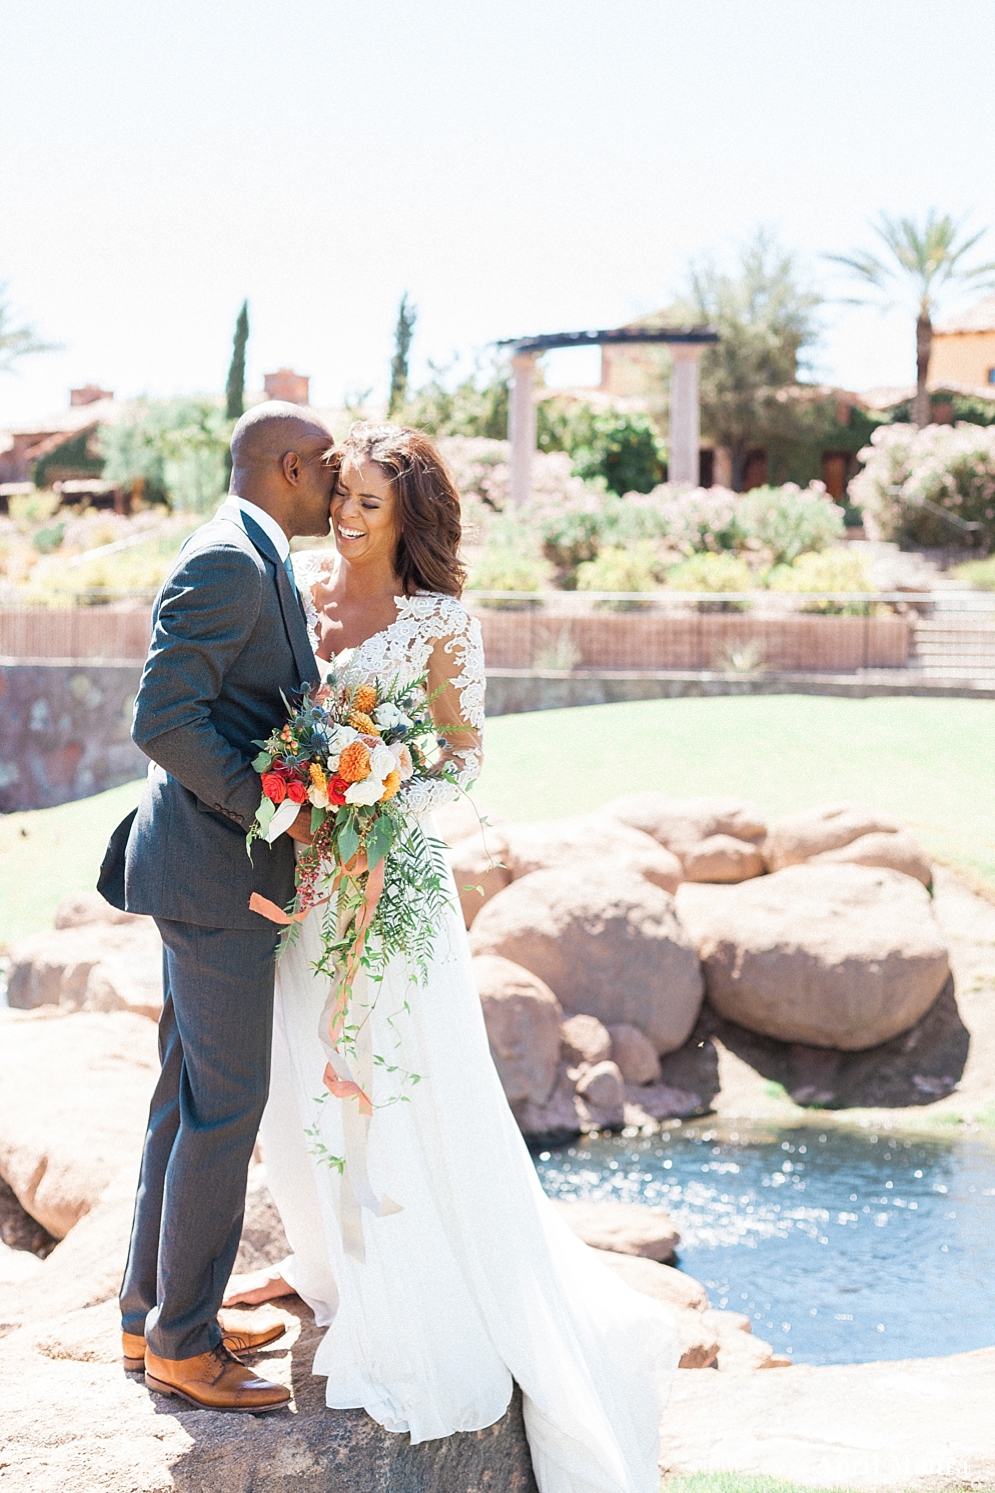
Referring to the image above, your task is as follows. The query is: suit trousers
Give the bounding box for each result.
[119,917,280,1360]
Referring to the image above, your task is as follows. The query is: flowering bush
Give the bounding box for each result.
[849,423,995,550]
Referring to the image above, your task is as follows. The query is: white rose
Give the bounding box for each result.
[344,777,386,806]
[307,785,329,808]
[369,743,395,781]
[389,741,414,780]
[328,723,360,754]
[373,701,412,732]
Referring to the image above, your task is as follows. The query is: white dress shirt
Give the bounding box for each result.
[221,495,291,563]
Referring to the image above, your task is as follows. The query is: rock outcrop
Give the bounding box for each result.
[0,1009,158,1238]
[502,814,683,893]
[469,866,704,1054]
[678,864,950,1050]
[763,801,932,887]
[601,793,767,883]
[8,919,162,1021]
[474,955,563,1108]
[552,1199,679,1262]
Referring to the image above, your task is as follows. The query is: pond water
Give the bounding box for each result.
[534,1123,995,1365]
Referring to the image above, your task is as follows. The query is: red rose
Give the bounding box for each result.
[270,762,294,779]
[261,772,287,803]
[327,775,349,806]
[286,779,308,804]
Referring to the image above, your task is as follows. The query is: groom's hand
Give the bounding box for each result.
[285,808,315,845]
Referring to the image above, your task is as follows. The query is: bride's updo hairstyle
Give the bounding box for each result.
[343,422,466,597]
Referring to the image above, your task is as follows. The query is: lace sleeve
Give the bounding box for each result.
[291,549,331,652]
[401,606,485,818]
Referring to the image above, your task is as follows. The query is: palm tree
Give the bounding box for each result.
[827,212,995,428]
[0,280,59,374]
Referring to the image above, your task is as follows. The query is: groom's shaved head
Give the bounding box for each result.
[229,401,337,540]
[230,401,333,468]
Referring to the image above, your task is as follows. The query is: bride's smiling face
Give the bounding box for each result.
[331,456,400,567]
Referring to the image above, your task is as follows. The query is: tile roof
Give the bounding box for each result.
[934,296,995,335]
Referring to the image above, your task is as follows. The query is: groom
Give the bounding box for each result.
[98,402,335,1411]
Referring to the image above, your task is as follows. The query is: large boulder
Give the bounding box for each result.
[503,815,682,893]
[0,1010,159,1238]
[600,794,766,884]
[574,1060,625,1129]
[561,1013,612,1067]
[7,921,162,1021]
[677,864,950,1050]
[552,1199,679,1261]
[807,828,933,888]
[763,801,903,871]
[473,955,563,1108]
[53,891,145,930]
[469,866,704,1054]
[607,1023,661,1086]
[432,796,508,848]
[448,836,511,928]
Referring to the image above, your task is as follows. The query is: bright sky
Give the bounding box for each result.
[2,0,994,425]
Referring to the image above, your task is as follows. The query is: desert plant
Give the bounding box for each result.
[827,211,995,429]
[766,549,873,612]
[849,422,995,550]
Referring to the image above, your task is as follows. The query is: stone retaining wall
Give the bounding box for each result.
[0,662,146,812]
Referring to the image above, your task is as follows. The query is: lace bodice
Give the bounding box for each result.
[292,550,484,815]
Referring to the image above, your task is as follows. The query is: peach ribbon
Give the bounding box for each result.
[251,856,399,1261]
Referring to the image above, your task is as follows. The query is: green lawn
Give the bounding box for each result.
[2,695,993,949]
[478,695,995,892]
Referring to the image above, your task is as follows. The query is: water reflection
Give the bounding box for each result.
[534,1124,995,1365]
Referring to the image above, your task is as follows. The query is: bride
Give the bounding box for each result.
[225,422,679,1493]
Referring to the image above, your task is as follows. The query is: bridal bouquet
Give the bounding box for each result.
[246,666,453,1008]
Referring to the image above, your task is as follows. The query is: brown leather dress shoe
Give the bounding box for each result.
[144,1343,291,1412]
[122,1309,288,1372]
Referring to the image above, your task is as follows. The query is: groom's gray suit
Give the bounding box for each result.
[103,506,319,1361]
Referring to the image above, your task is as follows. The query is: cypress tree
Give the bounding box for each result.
[225,300,249,421]
[387,292,416,419]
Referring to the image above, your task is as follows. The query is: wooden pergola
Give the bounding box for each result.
[498,325,719,505]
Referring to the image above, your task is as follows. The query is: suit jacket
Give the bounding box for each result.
[98,510,320,929]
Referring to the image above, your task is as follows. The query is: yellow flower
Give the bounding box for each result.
[353,684,377,714]
[309,763,328,792]
[379,769,401,802]
[348,710,380,736]
[338,741,372,783]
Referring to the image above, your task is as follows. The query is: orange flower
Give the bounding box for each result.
[353,684,377,714]
[337,741,371,783]
[379,769,401,802]
[347,710,379,736]
[309,763,328,792]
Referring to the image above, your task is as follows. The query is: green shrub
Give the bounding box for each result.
[736,483,845,566]
[766,549,873,612]
[950,554,995,590]
[32,521,66,554]
[539,403,665,495]
[101,397,230,513]
[576,541,662,594]
[666,552,753,591]
[8,489,61,532]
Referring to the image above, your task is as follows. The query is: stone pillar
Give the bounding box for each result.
[669,343,704,487]
[509,351,538,508]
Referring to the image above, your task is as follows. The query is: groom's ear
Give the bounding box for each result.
[281,451,303,486]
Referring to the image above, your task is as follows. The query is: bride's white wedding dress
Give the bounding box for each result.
[258,557,679,1493]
